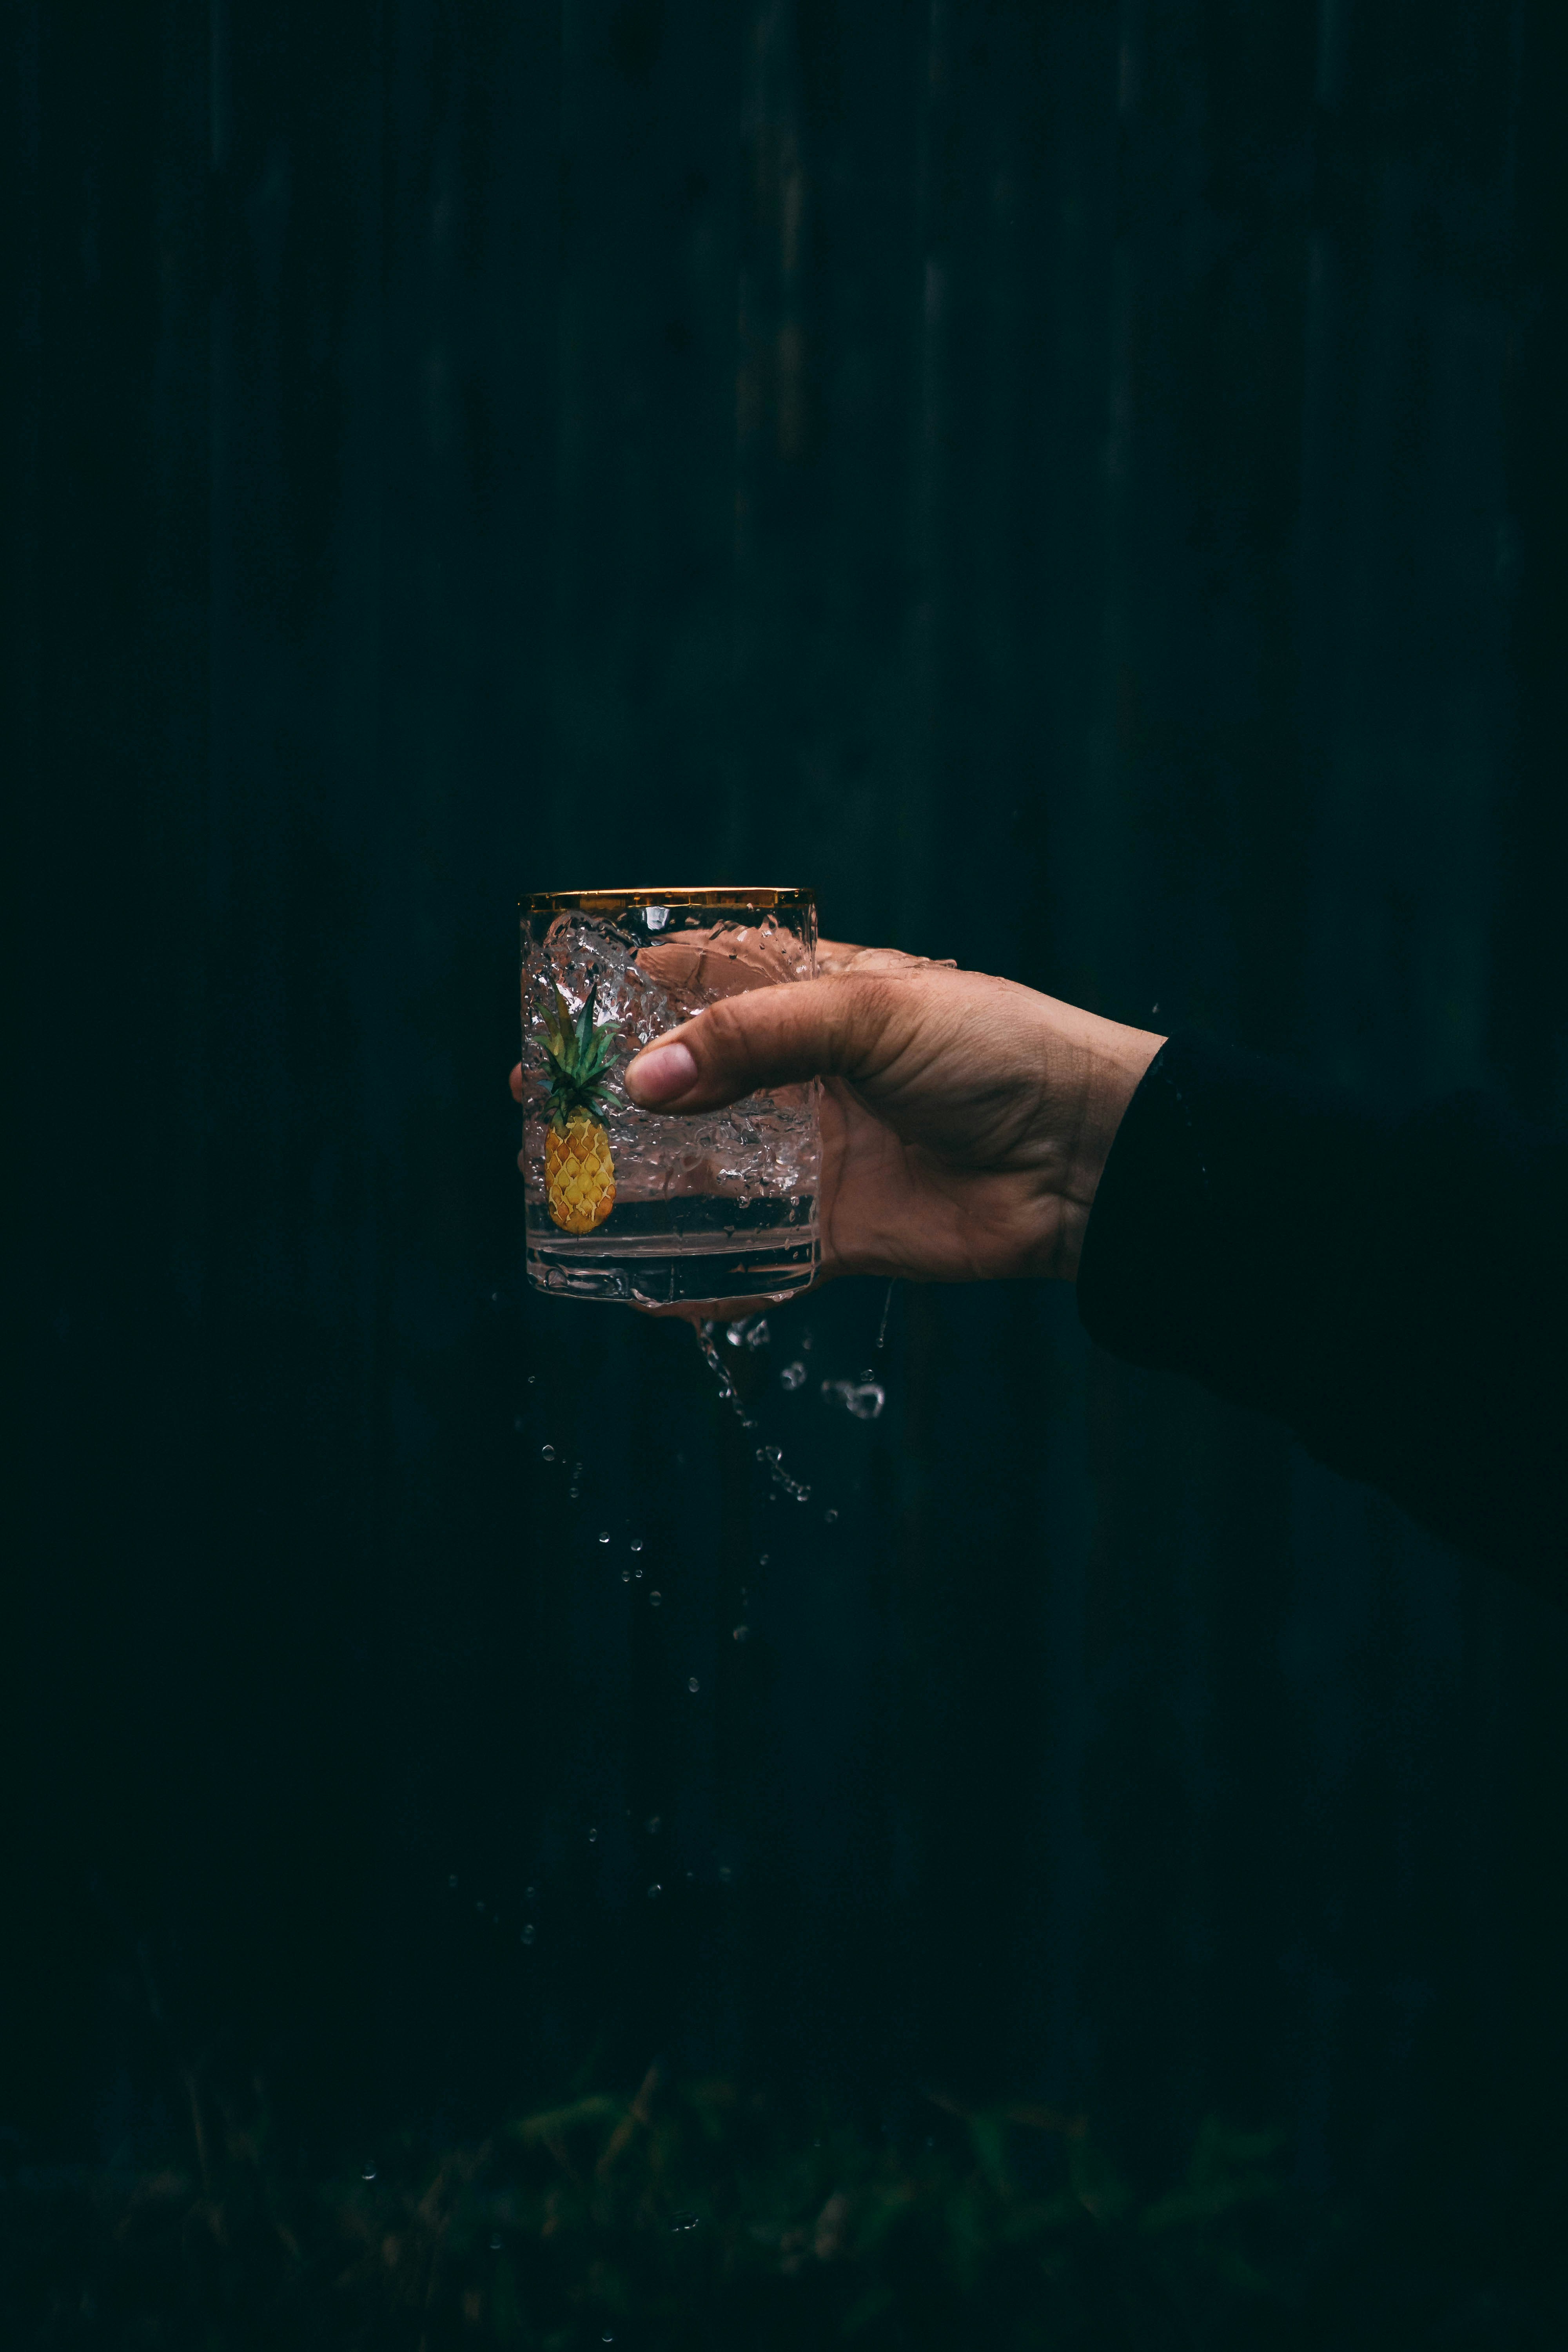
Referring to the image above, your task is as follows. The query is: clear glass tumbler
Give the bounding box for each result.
[520,886,821,1306]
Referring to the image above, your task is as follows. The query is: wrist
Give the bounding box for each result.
[1051,1011,1167,1280]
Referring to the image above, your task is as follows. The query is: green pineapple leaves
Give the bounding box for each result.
[541,973,622,1131]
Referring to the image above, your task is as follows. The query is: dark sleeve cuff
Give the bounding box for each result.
[1075,1032,1567,1585]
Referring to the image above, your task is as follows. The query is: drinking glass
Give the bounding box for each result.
[520,886,821,1305]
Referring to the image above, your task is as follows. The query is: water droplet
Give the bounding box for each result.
[780,1360,806,1390]
[588,1827,598,1842]
[688,1677,700,1693]
[476,1899,485,1913]
[363,2161,377,2181]
[568,1487,580,1501]
[520,1924,535,1946]
[622,1567,631,1583]
[733,1625,749,1642]
[650,1591,662,1607]
[491,2232,503,2250]
[648,1882,662,1899]
[573,1462,584,1477]
[725,1321,746,1347]
[820,1376,885,1421]
[540,1445,556,1462]
[526,1373,536,1385]
[448,1874,458,1889]
[824,1508,838,1524]
[630,1537,643,1553]
[718,1865,733,1884]
[671,2211,700,2234]
[525,1886,536,1901]
[490,1290,499,1305]
[759,1554,769,1568]
[646,1816,661,1835]
[744,1318,771,1349]
[635,1565,644,1579]
[598,1530,610,1544]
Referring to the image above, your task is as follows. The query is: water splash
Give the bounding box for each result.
[779,1359,806,1391]
[693,1323,811,1499]
[821,1374,885,1421]
[693,1323,755,1425]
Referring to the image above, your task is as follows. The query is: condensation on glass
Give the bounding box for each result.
[520,886,821,1305]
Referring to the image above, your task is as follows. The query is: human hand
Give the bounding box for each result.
[524,941,1164,1303]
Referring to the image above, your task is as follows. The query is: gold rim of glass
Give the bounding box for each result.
[521,885,814,916]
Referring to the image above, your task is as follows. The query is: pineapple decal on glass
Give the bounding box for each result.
[541,975,622,1233]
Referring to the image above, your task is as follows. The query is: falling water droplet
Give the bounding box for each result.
[448,1874,458,1889]
[622,1568,631,1583]
[780,1360,806,1390]
[758,1554,769,1568]
[598,1530,610,1544]
[630,1537,644,1553]
[540,1445,556,1462]
[724,1320,747,1347]
[491,2232,503,2250]
[650,1591,662,1607]
[587,1827,598,1842]
[648,1883,662,1900]
[688,1677,700,1693]
[646,1816,661,1835]
[744,1318,771,1349]
[820,1376,885,1421]
[520,1924,535,1946]
[876,1281,896,1351]
[363,2161,377,2181]
[718,1865,733,1884]
[525,1886,536,1901]
[671,2211,701,2234]
[824,1508,838,1524]
[527,1373,536,1385]
[733,1625,749,1642]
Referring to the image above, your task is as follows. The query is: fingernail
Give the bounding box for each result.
[624,1040,699,1105]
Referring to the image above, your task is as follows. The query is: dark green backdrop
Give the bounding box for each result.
[7,0,1568,2238]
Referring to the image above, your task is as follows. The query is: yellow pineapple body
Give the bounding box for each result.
[545,1109,616,1233]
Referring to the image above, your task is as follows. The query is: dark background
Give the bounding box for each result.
[7,0,1568,2237]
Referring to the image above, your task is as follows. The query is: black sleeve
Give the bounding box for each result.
[1075,1032,1568,1595]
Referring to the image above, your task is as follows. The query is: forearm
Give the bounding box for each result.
[1076,1034,1568,1590]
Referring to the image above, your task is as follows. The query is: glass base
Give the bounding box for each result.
[526,1196,819,1307]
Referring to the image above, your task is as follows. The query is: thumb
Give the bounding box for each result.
[623,975,888,1113]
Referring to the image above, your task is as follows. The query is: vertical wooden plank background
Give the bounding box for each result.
[7,0,1568,2246]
